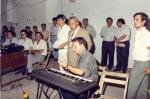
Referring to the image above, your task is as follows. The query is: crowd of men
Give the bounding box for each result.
[1,12,150,99]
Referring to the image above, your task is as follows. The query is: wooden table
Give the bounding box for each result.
[0,50,27,74]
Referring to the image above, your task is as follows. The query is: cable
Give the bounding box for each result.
[135,74,150,99]
[13,73,29,99]
[1,72,29,99]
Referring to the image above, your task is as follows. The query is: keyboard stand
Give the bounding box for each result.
[36,80,58,99]
[36,79,92,99]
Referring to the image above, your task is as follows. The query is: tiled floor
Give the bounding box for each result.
[1,59,126,99]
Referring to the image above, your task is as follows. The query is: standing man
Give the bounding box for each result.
[113,18,131,73]
[40,23,51,42]
[50,17,59,44]
[67,16,92,66]
[100,17,117,70]
[53,14,70,71]
[82,18,96,38]
[127,12,150,99]
[58,37,98,99]
[82,18,97,54]
[50,17,59,60]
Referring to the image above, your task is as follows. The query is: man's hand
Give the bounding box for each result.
[145,67,150,74]
[58,60,67,68]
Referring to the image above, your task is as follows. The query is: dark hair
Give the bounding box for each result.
[2,25,8,32]
[52,17,57,21]
[117,18,125,24]
[33,26,37,29]
[35,32,43,39]
[106,17,113,21]
[10,26,15,30]
[78,21,82,27]
[72,37,88,50]
[133,12,150,31]
[41,23,46,27]
[56,14,66,20]
[7,31,16,37]
[20,29,28,35]
[25,26,30,29]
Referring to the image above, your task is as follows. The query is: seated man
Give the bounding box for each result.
[19,29,33,50]
[27,32,47,74]
[58,37,98,99]
[3,31,19,45]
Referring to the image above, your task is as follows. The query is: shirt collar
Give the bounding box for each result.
[137,27,146,32]
[59,24,67,30]
[73,26,80,34]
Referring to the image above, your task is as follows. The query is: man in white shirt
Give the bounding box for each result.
[100,17,117,70]
[50,17,59,44]
[127,12,150,99]
[53,14,70,71]
[41,23,51,42]
[113,18,131,73]
[3,31,19,45]
[27,32,47,74]
[19,29,33,50]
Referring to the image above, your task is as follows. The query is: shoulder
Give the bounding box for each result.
[112,26,117,29]
[40,39,47,44]
[78,27,88,33]
[84,51,95,60]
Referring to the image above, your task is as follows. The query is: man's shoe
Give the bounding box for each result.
[122,70,126,73]
[93,94,101,98]
[113,68,120,72]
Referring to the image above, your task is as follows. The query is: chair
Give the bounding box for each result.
[33,49,51,69]
[93,66,106,96]
[98,70,129,99]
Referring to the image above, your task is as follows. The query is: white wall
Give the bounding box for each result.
[45,0,62,23]
[62,0,150,68]
[16,0,46,32]
[1,0,7,28]
[6,0,62,37]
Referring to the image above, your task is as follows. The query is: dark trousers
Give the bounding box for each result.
[60,89,88,99]
[116,41,129,72]
[101,41,115,69]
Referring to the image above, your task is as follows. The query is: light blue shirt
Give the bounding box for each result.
[3,37,19,45]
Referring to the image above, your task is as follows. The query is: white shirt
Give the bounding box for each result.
[53,24,70,48]
[84,24,96,38]
[133,27,150,61]
[33,39,47,56]
[50,24,59,36]
[101,25,117,41]
[41,29,50,40]
[115,25,131,42]
[19,38,33,50]
[3,37,19,45]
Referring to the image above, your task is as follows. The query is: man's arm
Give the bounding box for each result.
[147,46,150,51]
[58,60,84,75]
[116,34,127,42]
[58,41,69,49]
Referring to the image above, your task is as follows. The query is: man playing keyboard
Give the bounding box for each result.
[58,37,98,99]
